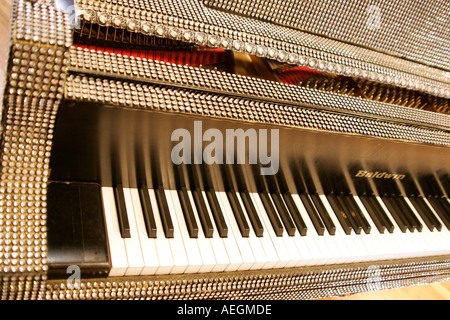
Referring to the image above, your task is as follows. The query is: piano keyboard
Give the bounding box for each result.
[87,166,450,277]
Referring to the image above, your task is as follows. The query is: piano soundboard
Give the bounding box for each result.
[0,0,449,300]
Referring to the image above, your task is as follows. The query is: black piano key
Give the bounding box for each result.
[189,165,215,238]
[367,196,395,233]
[138,185,157,238]
[310,193,336,235]
[427,197,450,231]
[299,193,325,235]
[283,191,308,236]
[202,165,228,238]
[408,196,437,231]
[178,187,199,238]
[336,194,362,234]
[390,196,417,232]
[380,196,408,233]
[113,184,131,238]
[191,188,214,238]
[399,196,423,232]
[222,165,251,237]
[155,186,174,238]
[234,165,264,237]
[345,195,371,234]
[359,195,386,233]
[206,189,228,238]
[260,190,284,237]
[271,191,296,236]
[226,191,250,237]
[175,165,199,238]
[240,190,264,237]
[326,194,352,235]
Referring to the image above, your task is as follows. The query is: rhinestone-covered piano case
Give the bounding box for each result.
[0,0,449,300]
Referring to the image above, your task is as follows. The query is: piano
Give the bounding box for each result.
[0,0,449,300]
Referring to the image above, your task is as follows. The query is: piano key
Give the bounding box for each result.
[191,188,215,238]
[250,193,291,268]
[359,195,387,233]
[408,196,439,231]
[199,190,240,271]
[380,195,409,233]
[162,189,190,274]
[326,194,353,235]
[290,193,334,264]
[187,190,228,272]
[147,189,176,274]
[299,193,326,235]
[138,185,157,238]
[222,165,251,237]
[310,193,336,235]
[189,165,215,238]
[155,186,175,238]
[375,196,419,258]
[129,188,160,275]
[367,195,395,233]
[102,187,128,276]
[216,191,256,270]
[317,195,362,262]
[426,197,450,230]
[345,194,371,234]
[260,190,284,236]
[336,194,362,234]
[240,189,264,237]
[392,196,420,232]
[202,165,229,237]
[226,190,251,237]
[271,191,296,236]
[178,186,199,238]
[234,192,271,269]
[113,184,131,238]
[166,190,205,273]
[175,164,199,238]
[282,191,308,236]
[206,189,229,238]
[233,165,265,237]
[121,188,145,275]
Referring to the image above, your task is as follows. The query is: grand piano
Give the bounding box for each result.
[0,0,449,299]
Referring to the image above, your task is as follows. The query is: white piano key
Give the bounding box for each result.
[199,190,231,272]
[162,189,190,274]
[122,188,145,275]
[245,193,280,269]
[291,193,334,265]
[166,189,204,273]
[264,193,303,268]
[250,192,290,268]
[128,188,160,275]
[216,191,256,270]
[235,192,270,269]
[148,189,175,274]
[353,195,393,261]
[186,190,218,273]
[375,196,415,259]
[102,187,128,277]
[318,195,363,263]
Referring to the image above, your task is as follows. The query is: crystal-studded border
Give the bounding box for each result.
[69,47,450,131]
[74,0,450,100]
[203,0,450,74]
[65,74,450,147]
[0,0,71,299]
[42,256,450,300]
